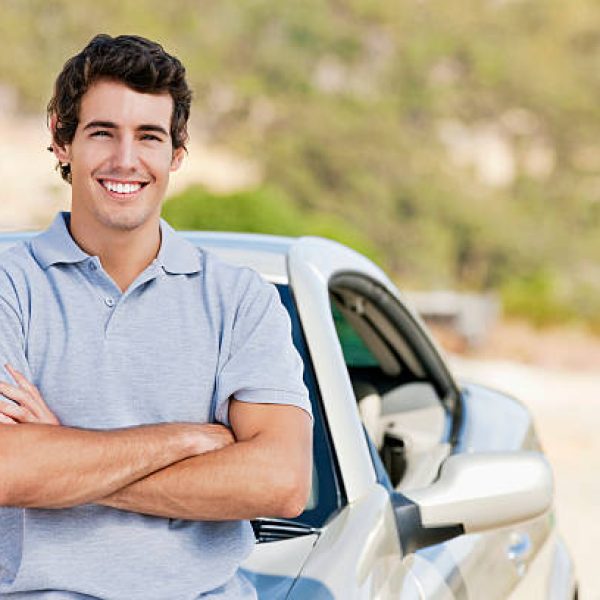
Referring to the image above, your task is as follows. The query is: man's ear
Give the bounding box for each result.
[52,140,71,165]
[170,146,185,172]
[49,114,71,165]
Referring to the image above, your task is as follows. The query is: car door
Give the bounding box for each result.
[326,272,555,599]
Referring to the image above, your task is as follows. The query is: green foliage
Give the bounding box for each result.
[501,270,600,331]
[163,186,301,236]
[501,271,573,327]
[161,185,383,264]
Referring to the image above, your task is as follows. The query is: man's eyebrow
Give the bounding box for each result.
[137,124,169,137]
[83,120,117,131]
[81,121,169,137]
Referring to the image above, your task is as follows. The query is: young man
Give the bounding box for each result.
[0,34,312,599]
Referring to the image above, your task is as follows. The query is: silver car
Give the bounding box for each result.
[0,231,578,599]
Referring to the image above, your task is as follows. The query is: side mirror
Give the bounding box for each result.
[393,451,553,554]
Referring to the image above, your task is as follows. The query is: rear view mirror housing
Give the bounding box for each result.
[393,451,553,554]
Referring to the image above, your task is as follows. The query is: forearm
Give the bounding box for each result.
[0,422,200,509]
[98,434,312,520]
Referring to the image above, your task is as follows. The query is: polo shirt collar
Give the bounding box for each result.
[32,211,202,275]
[31,212,89,268]
[156,218,203,275]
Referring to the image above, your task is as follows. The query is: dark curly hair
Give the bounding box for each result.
[47,34,192,183]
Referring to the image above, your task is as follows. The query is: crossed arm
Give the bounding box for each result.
[0,365,313,520]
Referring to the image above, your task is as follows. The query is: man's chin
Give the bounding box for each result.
[95,208,157,233]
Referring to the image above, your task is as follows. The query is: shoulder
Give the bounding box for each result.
[200,248,276,301]
[197,249,284,327]
[0,242,40,321]
[0,241,40,294]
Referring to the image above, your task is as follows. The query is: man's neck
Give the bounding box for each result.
[69,214,161,293]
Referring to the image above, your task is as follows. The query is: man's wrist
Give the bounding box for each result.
[162,423,235,458]
[153,423,200,461]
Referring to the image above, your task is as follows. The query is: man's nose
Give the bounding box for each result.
[112,136,137,171]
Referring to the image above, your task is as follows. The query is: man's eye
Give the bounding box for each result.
[141,134,161,142]
[91,130,111,138]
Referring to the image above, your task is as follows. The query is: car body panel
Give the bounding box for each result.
[547,535,578,600]
[288,485,411,599]
[184,231,291,283]
[433,382,553,598]
[287,238,382,502]
[240,534,319,599]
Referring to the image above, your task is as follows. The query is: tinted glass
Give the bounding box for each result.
[331,302,379,368]
[276,284,344,528]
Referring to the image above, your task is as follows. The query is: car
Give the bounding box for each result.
[0,230,577,599]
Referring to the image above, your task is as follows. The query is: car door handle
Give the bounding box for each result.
[507,532,532,576]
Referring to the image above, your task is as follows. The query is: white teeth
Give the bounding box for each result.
[102,181,142,194]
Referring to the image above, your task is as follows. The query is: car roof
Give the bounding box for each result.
[0,229,380,285]
[183,231,294,282]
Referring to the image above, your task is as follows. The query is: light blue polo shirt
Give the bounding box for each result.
[0,212,311,600]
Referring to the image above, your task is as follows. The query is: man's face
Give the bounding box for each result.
[56,78,184,233]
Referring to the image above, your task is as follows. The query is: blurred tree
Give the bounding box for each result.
[161,185,384,264]
[2,0,600,329]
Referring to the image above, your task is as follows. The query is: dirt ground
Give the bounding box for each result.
[442,321,600,600]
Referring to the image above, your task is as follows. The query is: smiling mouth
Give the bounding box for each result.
[98,179,149,197]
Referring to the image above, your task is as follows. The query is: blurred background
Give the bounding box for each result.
[0,0,598,596]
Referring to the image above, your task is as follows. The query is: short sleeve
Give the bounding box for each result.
[214,272,312,426]
[0,272,32,395]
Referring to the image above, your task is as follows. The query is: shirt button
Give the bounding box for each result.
[104,297,115,308]
[89,262,98,271]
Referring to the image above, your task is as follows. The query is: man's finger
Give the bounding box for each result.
[5,364,48,414]
[2,366,45,416]
[0,381,45,421]
[0,414,17,425]
[5,364,37,394]
[2,367,60,426]
[0,381,32,405]
[0,401,33,423]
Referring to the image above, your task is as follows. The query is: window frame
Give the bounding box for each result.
[275,283,347,528]
[328,272,463,447]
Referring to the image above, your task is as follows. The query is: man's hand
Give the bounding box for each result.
[0,365,234,454]
[0,365,235,508]
[0,364,60,425]
[183,423,236,455]
[0,366,308,520]
[97,400,313,520]
[0,365,237,509]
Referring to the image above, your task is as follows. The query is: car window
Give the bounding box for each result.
[275,284,344,528]
[329,275,453,491]
[331,302,379,368]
